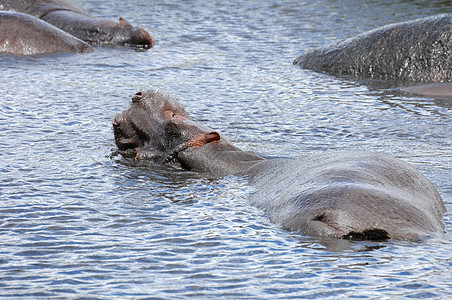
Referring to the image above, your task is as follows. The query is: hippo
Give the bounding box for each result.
[113,91,446,241]
[400,82,452,98]
[0,0,155,48]
[0,11,92,55]
[294,14,452,83]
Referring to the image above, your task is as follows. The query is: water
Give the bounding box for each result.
[1,0,451,298]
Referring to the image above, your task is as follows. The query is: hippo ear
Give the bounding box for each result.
[187,132,221,148]
[132,91,144,102]
[119,17,133,28]
[203,132,221,144]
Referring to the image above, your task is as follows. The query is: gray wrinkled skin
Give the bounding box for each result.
[113,91,446,241]
[294,14,452,82]
[0,11,92,55]
[0,0,155,48]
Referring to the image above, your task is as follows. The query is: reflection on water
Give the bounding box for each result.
[0,0,451,298]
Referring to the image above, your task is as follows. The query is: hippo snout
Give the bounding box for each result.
[133,28,156,48]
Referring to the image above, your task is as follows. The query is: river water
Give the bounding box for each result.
[1,0,451,298]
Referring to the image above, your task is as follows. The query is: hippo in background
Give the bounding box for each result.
[400,82,452,99]
[0,0,155,48]
[0,11,92,55]
[113,91,446,241]
[294,14,451,83]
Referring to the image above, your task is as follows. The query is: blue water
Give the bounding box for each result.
[1,0,451,298]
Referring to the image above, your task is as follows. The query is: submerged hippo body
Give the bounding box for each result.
[0,0,155,48]
[0,11,92,55]
[294,14,452,82]
[248,153,444,240]
[400,82,452,98]
[113,91,446,240]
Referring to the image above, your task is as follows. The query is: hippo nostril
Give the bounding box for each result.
[132,92,144,102]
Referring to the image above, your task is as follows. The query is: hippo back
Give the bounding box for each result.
[248,152,445,240]
[0,11,92,55]
[294,14,452,82]
[0,0,90,18]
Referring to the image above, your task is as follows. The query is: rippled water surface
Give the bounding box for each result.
[1,0,451,298]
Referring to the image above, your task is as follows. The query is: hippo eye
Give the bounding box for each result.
[164,110,176,120]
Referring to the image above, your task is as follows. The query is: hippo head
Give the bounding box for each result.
[41,10,156,48]
[113,91,264,175]
[100,18,156,48]
[113,91,222,165]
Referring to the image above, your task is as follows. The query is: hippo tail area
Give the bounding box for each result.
[309,211,391,241]
[269,184,444,241]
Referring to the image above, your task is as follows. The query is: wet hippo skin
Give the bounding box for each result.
[294,14,452,83]
[0,11,92,55]
[0,0,155,48]
[113,91,446,241]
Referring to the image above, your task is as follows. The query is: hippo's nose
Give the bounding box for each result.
[140,29,156,48]
[132,28,156,48]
